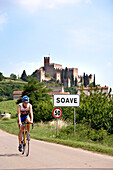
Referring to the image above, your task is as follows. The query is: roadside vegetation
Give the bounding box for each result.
[0,79,113,156]
[0,100,17,118]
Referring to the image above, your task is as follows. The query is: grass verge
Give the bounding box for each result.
[0,100,17,116]
[0,118,113,156]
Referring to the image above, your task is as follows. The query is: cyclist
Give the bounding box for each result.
[17,96,33,152]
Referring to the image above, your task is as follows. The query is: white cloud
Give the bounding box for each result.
[11,0,89,12]
[0,13,7,30]
[107,62,113,67]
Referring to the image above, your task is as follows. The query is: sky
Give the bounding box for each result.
[0,0,113,89]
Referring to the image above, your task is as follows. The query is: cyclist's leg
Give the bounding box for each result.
[26,116,31,133]
[18,123,23,145]
[18,117,25,145]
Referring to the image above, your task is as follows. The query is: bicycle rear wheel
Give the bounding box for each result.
[25,132,29,156]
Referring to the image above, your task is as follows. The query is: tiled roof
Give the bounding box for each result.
[49,92,70,95]
[13,91,23,95]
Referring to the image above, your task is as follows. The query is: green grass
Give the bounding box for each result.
[0,118,113,156]
[0,100,17,117]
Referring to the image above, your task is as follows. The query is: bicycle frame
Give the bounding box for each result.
[20,122,34,156]
[21,122,30,156]
[22,122,27,144]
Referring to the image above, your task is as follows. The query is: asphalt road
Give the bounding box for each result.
[0,129,113,169]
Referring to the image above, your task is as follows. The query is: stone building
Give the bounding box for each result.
[37,57,93,87]
[37,57,81,87]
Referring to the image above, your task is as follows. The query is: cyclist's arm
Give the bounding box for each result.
[29,104,33,123]
[17,105,21,124]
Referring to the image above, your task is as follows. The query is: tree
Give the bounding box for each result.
[45,73,51,78]
[83,73,86,87]
[93,74,96,87]
[76,87,113,133]
[85,74,89,86]
[75,77,77,86]
[10,73,17,80]
[61,70,64,84]
[64,67,68,79]
[0,72,4,81]
[71,74,74,87]
[21,70,27,81]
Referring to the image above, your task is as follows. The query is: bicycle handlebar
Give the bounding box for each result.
[19,122,34,129]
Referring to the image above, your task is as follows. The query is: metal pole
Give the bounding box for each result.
[74,107,76,134]
[56,118,58,136]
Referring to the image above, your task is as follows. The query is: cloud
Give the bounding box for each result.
[0,13,7,30]
[0,0,92,13]
[11,0,90,12]
[107,62,113,67]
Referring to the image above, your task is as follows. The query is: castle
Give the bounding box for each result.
[37,57,93,87]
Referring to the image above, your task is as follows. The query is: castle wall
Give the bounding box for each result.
[75,68,78,80]
[45,63,62,79]
[56,72,61,83]
[89,74,93,84]
[37,69,45,82]
[45,64,56,77]
[68,68,78,81]
[54,64,62,70]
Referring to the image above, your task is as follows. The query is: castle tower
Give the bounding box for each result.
[44,57,50,66]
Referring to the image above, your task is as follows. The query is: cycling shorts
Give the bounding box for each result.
[17,115,30,123]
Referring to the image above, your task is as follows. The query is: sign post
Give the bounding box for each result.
[56,119,58,136]
[53,94,80,134]
[52,107,62,136]
[74,107,75,134]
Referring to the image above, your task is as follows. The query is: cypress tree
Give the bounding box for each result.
[61,69,64,84]
[75,77,77,86]
[71,74,74,87]
[93,74,95,87]
[83,72,86,87]
[64,67,68,79]
[21,70,27,81]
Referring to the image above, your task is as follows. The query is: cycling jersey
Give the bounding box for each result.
[19,103,30,118]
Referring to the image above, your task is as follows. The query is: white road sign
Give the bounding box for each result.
[53,94,80,107]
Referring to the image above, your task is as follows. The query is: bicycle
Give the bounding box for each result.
[20,122,34,156]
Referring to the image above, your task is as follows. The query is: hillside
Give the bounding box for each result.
[0,80,26,101]
[0,100,17,118]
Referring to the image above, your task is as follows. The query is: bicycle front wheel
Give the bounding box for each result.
[25,132,29,156]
